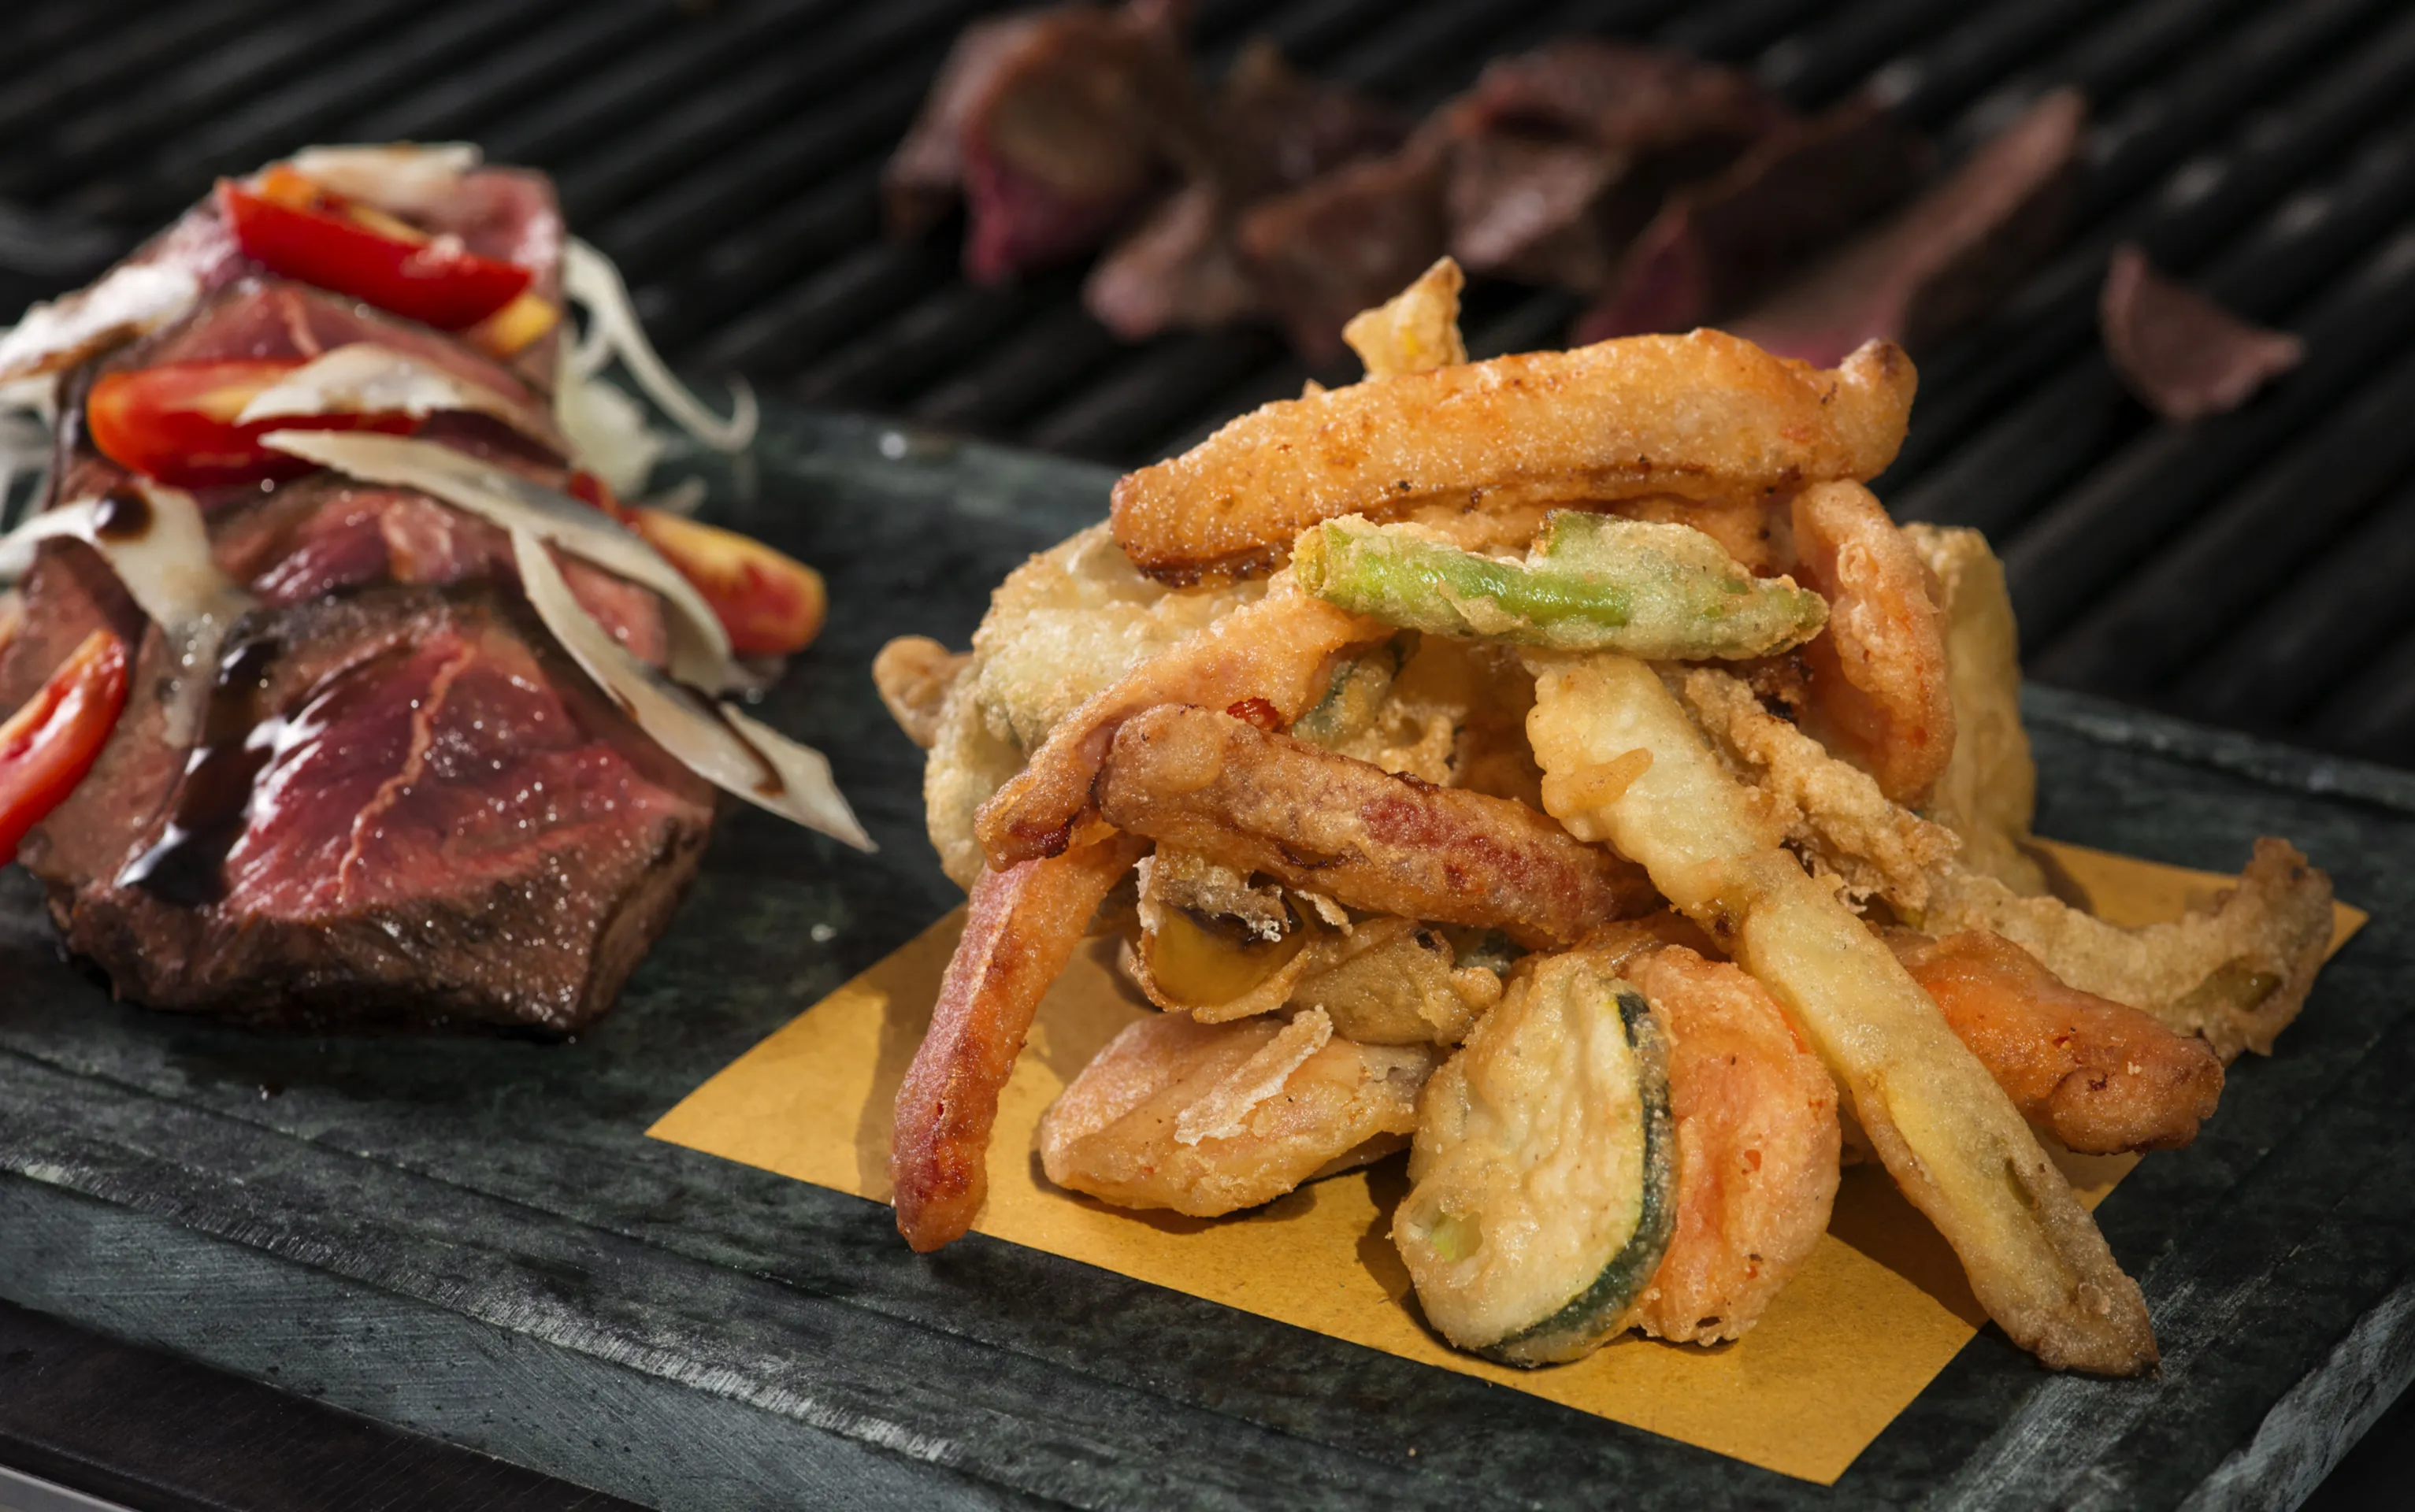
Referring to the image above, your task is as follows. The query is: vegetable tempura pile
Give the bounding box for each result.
[874,258,2335,1376]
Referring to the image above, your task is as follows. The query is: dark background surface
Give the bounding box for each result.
[6,0,2415,1507]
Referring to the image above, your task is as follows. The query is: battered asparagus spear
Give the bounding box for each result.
[1293,513,1826,659]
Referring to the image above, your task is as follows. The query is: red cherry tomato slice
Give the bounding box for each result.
[86,359,414,488]
[0,629,128,864]
[219,177,532,331]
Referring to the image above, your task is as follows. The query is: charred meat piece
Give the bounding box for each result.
[1441,40,1781,292]
[1734,89,2085,367]
[1085,40,1405,342]
[885,0,1205,284]
[1578,96,1927,341]
[2098,243,2303,421]
[13,587,713,1032]
[1236,136,1452,365]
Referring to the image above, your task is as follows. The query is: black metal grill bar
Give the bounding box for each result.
[2174,475,2415,732]
[1998,224,2415,643]
[2035,346,2415,695]
[3,0,2413,768]
[1889,2,2415,500]
[9,0,431,203]
[348,0,682,146]
[1901,98,2415,559]
[473,0,851,169]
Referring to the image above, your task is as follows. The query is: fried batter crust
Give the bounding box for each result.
[1096,704,1651,947]
[1624,944,1840,1344]
[975,584,1387,864]
[1038,1010,1436,1217]
[1109,332,1916,582]
[1790,481,1955,806]
[891,832,1148,1251]
[1892,928,2224,1154]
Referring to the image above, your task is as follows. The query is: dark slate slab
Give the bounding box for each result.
[2,409,2413,1510]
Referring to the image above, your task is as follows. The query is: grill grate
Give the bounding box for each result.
[6,0,2415,766]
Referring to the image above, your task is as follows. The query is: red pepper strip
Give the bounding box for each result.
[0,629,128,864]
[86,358,415,489]
[219,177,531,331]
[566,471,825,657]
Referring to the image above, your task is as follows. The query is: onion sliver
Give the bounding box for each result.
[510,527,870,850]
[562,239,756,453]
[260,428,743,691]
[239,343,562,452]
[288,143,480,216]
[0,482,256,744]
[0,263,201,382]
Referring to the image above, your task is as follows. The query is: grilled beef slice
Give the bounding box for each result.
[1576,96,1928,341]
[15,585,713,1032]
[1733,89,2085,367]
[2098,242,2304,421]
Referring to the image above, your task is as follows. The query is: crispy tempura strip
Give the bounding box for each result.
[874,635,970,750]
[975,586,1386,865]
[892,831,1148,1251]
[1927,843,2332,1062]
[1681,664,2334,1061]
[1110,331,1917,583]
[1524,651,2156,1374]
[1790,481,1955,806]
[1892,929,2224,1154]
[1097,704,1650,947]
[1905,523,2048,895]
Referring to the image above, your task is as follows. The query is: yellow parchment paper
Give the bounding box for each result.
[649,840,2364,1484]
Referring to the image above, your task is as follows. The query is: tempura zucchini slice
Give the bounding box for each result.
[1522,651,2157,1376]
[1394,950,1676,1366]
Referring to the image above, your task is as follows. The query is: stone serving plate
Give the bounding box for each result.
[2,411,2412,1510]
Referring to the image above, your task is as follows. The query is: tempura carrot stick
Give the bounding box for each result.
[892,832,1148,1251]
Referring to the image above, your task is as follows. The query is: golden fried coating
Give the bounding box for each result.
[1524,650,2155,1374]
[1892,928,2223,1154]
[1678,666,1958,910]
[1624,945,1840,1344]
[874,635,970,750]
[1609,491,1794,576]
[972,522,1264,750]
[1927,842,2333,1062]
[975,583,1388,864]
[1906,523,2049,895]
[1790,481,1956,806]
[1108,332,1916,582]
[1681,663,2334,1061]
[1344,255,1468,380]
[1289,917,1502,1045]
[1096,704,1652,947]
[892,832,1148,1251]
[1039,1009,1436,1217]
[924,661,1027,889]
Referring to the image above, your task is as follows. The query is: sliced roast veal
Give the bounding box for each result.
[28,587,713,1032]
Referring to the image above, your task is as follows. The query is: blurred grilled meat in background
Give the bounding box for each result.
[9,0,2415,773]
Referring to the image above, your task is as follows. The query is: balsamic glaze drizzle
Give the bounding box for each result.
[117,636,281,906]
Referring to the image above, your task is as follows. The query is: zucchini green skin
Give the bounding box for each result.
[1483,986,1677,1368]
[1293,513,1826,660]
